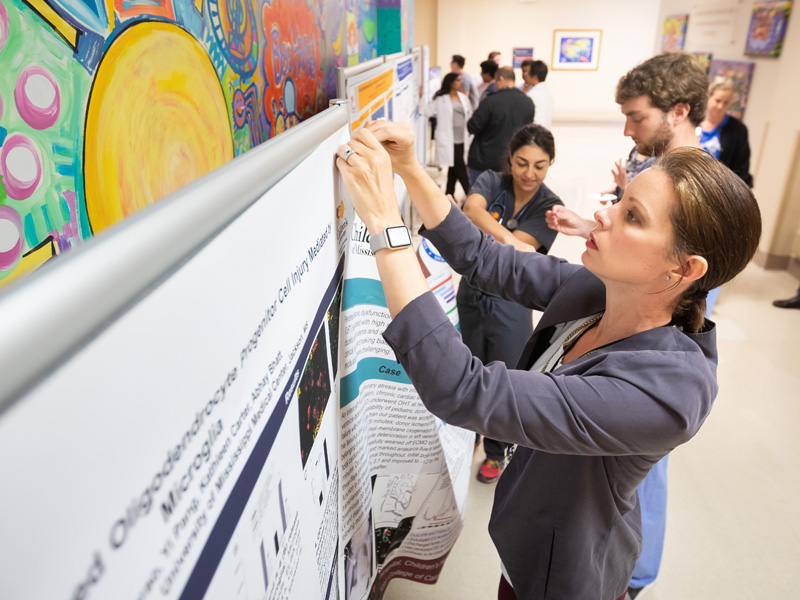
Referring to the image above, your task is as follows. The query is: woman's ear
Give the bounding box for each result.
[670,254,708,284]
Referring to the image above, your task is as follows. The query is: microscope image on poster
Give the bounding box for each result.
[370,473,435,566]
[298,325,332,467]
[374,517,414,566]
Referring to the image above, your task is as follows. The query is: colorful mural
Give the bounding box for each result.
[0,0,378,286]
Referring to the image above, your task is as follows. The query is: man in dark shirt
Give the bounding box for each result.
[466,67,534,186]
[478,60,499,103]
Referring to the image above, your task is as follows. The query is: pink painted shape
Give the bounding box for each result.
[60,190,80,246]
[0,1,8,54]
[0,205,24,270]
[0,133,43,200]
[15,65,61,130]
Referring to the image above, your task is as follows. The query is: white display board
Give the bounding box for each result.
[0,98,471,600]
[0,124,351,600]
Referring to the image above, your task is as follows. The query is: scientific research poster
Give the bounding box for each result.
[339,215,473,599]
[0,128,352,600]
[0,109,470,600]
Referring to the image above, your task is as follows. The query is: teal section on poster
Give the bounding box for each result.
[342,277,387,309]
[340,357,412,407]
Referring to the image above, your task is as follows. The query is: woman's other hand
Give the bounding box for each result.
[337,128,403,235]
[545,205,594,240]
[363,120,418,176]
[611,159,629,190]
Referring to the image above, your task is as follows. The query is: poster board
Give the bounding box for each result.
[0,105,352,600]
[0,97,472,600]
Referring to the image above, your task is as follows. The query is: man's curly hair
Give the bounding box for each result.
[615,53,708,126]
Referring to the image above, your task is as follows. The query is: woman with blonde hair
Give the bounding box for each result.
[700,76,753,186]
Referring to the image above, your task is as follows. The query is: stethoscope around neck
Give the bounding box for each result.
[488,187,541,231]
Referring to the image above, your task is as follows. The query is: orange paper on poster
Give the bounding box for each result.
[357,70,393,111]
[351,111,369,131]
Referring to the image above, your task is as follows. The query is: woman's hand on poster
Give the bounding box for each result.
[337,128,403,235]
[363,120,418,176]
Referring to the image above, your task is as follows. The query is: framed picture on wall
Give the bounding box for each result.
[744,1,793,58]
[708,59,756,119]
[512,47,534,69]
[662,14,690,52]
[693,51,713,74]
[551,30,602,71]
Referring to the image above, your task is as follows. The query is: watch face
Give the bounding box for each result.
[387,227,411,247]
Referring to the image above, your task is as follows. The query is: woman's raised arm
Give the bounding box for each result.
[361,120,453,229]
[336,125,432,318]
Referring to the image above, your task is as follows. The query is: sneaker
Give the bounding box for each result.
[477,458,505,483]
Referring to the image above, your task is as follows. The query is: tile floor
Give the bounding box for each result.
[387,123,800,599]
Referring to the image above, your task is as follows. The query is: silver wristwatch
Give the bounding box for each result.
[369,226,412,253]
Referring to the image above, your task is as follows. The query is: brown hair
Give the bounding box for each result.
[496,66,515,82]
[654,148,762,332]
[615,53,708,127]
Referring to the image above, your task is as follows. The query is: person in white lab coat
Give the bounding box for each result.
[428,72,473,196]
[523,60,554,130]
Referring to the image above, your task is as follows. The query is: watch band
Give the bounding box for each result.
[369,225,412,253]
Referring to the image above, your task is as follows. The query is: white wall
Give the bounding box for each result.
[434,0,662,121]
[655,0,771,199]
[415,0,438,67]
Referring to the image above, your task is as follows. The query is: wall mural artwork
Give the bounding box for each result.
[0,0,378,286]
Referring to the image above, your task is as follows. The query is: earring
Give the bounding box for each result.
[665,276,671,280]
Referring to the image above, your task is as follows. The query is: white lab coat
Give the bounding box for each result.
[426,91,473,168]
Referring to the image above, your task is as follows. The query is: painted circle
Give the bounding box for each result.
[15,66,61,129]
[0,133,43,199]
[0,205,24,270]
[0,1,9,54]
[8,146,38,180]
[84,22,233,233]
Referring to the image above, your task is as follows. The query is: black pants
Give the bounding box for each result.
[457,283,533,461]
[446,143,470,197]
